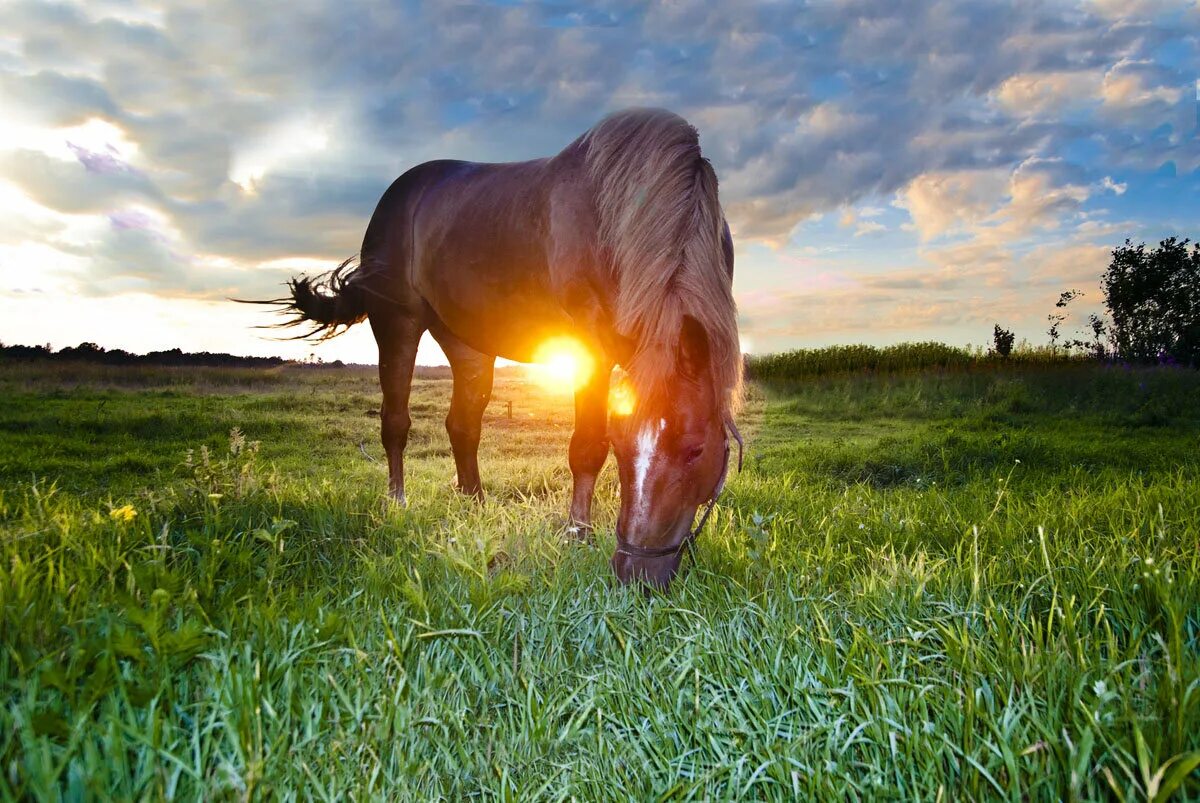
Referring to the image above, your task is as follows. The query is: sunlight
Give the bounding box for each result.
[530,337,595,393]
[609,378,636,416]
[229,116,331,194]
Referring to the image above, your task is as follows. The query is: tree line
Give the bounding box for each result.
[0,342,349,369]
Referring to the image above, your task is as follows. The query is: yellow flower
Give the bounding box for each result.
[109,504,138,523]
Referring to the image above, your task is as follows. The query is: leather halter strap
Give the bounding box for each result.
[614,419,743,561]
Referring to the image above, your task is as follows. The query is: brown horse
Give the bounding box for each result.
[256,108,742,588]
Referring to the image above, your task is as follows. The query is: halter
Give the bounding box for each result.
[614,419,743,561]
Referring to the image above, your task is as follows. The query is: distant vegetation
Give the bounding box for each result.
[991,324,1015,358]
[751,237,1198,382]
[744,341,1089,381]
[1038,237,1197,365]
[0,341,298,369]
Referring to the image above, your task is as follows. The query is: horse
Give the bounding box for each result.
[252,108,742,589]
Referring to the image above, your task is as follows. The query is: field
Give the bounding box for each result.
[2,360,1199,800]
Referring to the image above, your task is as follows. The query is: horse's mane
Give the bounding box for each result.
[580,108,742,417]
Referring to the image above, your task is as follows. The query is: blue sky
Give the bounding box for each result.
[0,0,1196,364]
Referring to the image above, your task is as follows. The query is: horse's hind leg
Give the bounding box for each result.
[371,310,426,505]
[432,327,494,498]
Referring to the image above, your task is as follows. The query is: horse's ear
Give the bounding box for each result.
[678,315,710,378]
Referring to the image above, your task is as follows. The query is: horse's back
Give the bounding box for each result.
[398,157,581,360]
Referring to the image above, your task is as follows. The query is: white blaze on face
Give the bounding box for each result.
[631,418,666,528]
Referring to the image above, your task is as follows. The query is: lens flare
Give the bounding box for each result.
[530,337,595,393]
[609,379,636,416]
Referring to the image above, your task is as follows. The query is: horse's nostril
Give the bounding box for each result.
[610,551,679,590]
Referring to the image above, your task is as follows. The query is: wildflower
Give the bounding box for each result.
[109,504,138,523]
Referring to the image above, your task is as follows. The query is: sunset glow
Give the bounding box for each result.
[609,378,636,416]
[0,1,1194,364]
[530,337,595,393]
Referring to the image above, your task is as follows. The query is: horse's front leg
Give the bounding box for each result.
[567,361,612,540]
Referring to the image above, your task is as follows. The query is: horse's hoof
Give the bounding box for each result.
[455,484,485,502]
[383,492,408,512]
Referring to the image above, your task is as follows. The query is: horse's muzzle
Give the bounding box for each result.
[611,549,682,590]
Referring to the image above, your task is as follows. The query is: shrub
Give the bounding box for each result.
[992,325,1015,358]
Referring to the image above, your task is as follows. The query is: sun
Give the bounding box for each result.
[530,337,595,393]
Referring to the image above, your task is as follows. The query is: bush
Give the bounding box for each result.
[992,325,1015,358]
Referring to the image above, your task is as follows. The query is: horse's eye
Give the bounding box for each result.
[685,445,705,464]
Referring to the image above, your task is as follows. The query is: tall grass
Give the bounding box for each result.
[1,364,1198,799]
[747,342,1092,381]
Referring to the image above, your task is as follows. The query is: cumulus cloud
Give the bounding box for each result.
[994,71,1102,117]
[896,170,1011,241]
[1101,59,1186,109]
[0,0,1195,356]
[736,236,1117,351]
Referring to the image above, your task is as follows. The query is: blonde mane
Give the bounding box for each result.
[581,108,742,417]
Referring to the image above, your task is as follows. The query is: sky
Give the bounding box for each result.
[0,0,1196,365]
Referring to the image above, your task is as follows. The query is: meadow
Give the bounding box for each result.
[1,359,1198,800]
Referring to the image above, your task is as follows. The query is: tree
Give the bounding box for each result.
[1046,290,1083,350]
[1103,238,1200,364]
[992,324,1015,357]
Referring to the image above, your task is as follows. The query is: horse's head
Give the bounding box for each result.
[608,317,739,589]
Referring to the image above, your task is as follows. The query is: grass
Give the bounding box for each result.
[745,341,1094,380]
[1,361,1199,799]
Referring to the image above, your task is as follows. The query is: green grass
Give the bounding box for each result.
[1,362,1199,799]
[745,341,1093,380]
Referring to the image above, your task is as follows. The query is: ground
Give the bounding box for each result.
[1,361,1198,799]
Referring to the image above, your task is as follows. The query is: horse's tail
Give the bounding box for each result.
[236,257,369,341]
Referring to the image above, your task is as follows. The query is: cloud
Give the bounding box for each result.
[0,0,1194,359]
[894,158,1095,251]
[896,170,1010,241]
[1101,59,1185,109]
[0,147,164,214]
[1088,0,1198,19]
[736,236,1116,350]
[837,207,888,238]
[991,159,1092,238]
[993,71,1102,117]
